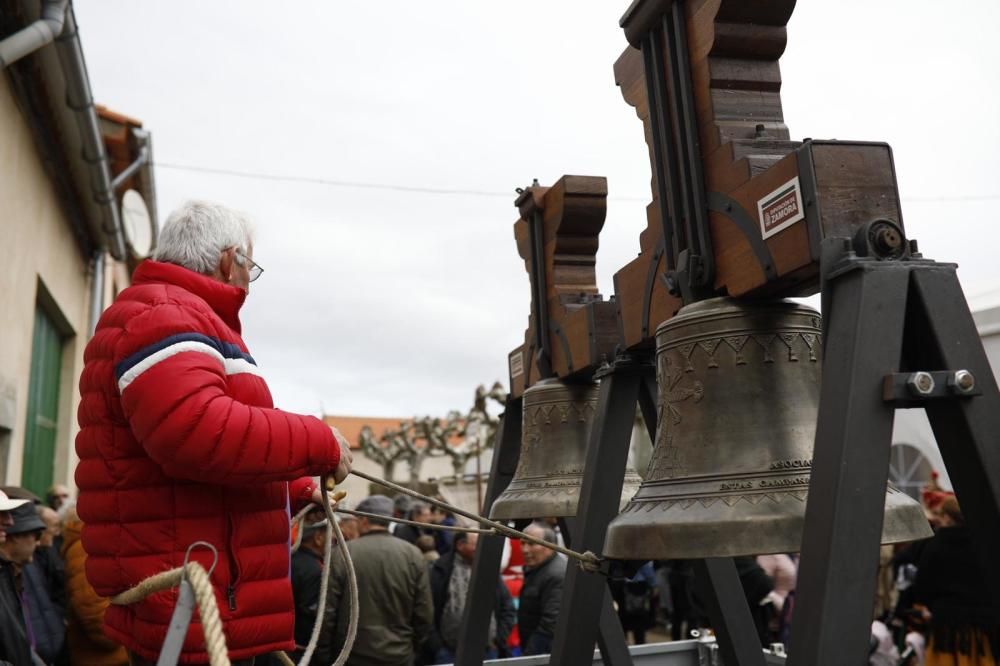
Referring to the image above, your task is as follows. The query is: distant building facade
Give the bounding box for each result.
[0,4,157,496]
[323,415,491,512]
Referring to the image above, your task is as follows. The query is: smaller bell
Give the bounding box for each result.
[490,380,643,520]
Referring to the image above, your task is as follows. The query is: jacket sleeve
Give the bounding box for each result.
[524,566,564,654]
[319,556,348,662]
[114,302,339,485]
[291,554,323,629]
[290,477,319,514]
[411,553,435,651]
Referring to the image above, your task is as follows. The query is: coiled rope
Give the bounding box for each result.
[110,542,229,666]
[110,468,601,665]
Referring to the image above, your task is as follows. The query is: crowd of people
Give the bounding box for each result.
[284,494,559,665]
[2,475,996,666]
[0,483,132,665]
[278,475,998,666]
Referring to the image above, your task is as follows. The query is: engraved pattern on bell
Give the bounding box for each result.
[489,380,643,520]
[603,298,932,559]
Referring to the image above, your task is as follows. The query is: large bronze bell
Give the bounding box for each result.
[603,298,931,559]
[490,380,643,520]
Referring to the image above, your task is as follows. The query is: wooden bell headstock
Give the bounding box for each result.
[509,0,908,394]
[507,176,620,398]
[614,0,905,350]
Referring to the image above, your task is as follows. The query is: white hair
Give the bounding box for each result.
[154,200,255,274]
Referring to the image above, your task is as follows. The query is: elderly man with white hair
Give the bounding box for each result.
[75,201,353,665]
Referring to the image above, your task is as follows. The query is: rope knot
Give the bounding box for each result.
[577,550,603,574]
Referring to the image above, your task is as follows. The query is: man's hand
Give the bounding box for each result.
[310,486,348,507]
[331,426,354,484]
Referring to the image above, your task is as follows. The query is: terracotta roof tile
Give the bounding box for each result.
[323,415,467,449]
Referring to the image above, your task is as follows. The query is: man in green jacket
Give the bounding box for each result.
[321,495,434,665]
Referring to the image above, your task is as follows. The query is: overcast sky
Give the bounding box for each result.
[74,1,1000,419]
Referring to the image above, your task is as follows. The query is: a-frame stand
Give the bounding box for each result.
[547,356,766,666]
[787,240,1000,666]
[454,383,635,666]
[459,238,1000,666]
[456,357,768,666]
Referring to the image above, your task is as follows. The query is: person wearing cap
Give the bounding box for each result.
[75,201,354,664]
[0,490,32,666]
[320,494,433,665]
[3,504,67,664]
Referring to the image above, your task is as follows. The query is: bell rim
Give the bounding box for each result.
[602,486,932,560]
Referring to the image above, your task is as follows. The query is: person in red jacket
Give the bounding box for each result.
[76,200,352,665]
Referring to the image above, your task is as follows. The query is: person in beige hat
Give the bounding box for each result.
[0,488,30,543]
[0,492,36,664]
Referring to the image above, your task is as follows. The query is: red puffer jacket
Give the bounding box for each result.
[75,260,340,663]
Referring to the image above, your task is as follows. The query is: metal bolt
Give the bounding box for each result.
[907,372,935,396]
[954,370,975,393]
[873,225,903,255]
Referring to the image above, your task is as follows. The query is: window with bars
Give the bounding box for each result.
[888,442,933,502]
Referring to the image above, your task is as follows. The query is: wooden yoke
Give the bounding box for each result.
[614,0,907,351]
[507,176,620,399]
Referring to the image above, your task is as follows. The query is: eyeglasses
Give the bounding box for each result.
[234,249,264,283]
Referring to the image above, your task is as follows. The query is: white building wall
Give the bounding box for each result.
[0,79,94,490]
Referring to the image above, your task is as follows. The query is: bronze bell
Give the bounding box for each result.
[490,380,644,520]
[603,298,931,560]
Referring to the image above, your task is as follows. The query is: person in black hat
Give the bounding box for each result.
[0,497,41,665]
[17,505,67,665]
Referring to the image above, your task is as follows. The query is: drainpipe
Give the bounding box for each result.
[88,251,105,337]
[54,6,128,260]
[0,0,68,69]
[133,128,160,248]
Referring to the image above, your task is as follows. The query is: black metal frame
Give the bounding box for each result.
[637,0,713,303]
[546,354,771,666]
[454,397,521,665]
[516,182,554,380]
[786,240,1000,665]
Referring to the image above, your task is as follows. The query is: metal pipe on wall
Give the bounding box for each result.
[0,0,68,68]
[88,250,105,337]
[111,145,150,191]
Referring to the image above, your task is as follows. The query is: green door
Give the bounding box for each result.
[22,305,64,497]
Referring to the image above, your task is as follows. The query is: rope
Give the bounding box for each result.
[325,483,359,666]
[109,561,230,666]
[334,507,495,535]
[111,480,359,666]
[109,465,603,666]
[290,503,312,554]
[349,469,603,572]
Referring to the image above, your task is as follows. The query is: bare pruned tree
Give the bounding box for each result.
[357,382,507,483]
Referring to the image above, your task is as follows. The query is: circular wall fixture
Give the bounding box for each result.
[121,189,153,258]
